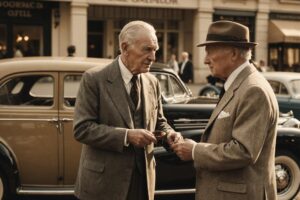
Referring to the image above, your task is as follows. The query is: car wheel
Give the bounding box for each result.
[0,169,8,200]
[275,151,300,200]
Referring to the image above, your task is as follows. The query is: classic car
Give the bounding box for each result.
[0,57,299,200]
[263,72,300,120]
[199,72,300,120]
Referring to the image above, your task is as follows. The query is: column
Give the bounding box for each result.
[70,1,88,57]
[255,0,270,65]
[193,0,213,83]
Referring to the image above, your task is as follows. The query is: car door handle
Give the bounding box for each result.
[61,118,73,122]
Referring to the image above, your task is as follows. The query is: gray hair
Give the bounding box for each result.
[238,48,252,61]
[118,21,157,53]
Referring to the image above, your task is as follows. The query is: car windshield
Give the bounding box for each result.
[291,79,300,98]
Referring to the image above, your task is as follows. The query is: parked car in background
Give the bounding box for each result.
[263,72,300,120]
[199,72,300,120]
[0,57,299,200]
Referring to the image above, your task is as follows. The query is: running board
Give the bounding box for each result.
[17,187,195,196]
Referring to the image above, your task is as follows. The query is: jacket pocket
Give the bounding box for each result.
[217,181,247,194]
[83,160,105,173]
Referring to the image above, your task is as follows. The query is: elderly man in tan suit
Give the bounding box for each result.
[172,21,279,200]
[73,21,181,200]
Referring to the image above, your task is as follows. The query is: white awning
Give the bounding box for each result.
[269,20,300,43]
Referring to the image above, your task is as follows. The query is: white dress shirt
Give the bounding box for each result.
[118,57,140,146]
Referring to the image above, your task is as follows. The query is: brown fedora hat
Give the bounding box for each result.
[197,20,258,47]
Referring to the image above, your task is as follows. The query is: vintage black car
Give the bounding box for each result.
[0,57,299,200]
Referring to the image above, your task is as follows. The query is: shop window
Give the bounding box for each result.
[63,75,82,107]
[0,24,7,59]
[13,25,43,57]
[88,20,104,58]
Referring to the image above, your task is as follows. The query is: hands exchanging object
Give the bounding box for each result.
[127,129,196,161]
[167,132,197,161]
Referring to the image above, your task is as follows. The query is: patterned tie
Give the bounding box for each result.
[130,75,139,108]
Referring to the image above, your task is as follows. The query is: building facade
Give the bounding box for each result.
[1,0,300,83]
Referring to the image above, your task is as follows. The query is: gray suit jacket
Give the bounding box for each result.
[194,65,279,200]
[73,58,173,200]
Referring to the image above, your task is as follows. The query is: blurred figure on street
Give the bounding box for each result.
[67,45,76,57]
[168,54,179,74]
[179,51,193,83]
[14,43,23,58]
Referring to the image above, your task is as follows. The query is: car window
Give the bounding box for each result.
[290,80,300,96]
[0,75,54,106]
[268,80,288,95]
[64,75,82,107]
[153,72,187,100]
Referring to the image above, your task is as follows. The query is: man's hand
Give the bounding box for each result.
[171,139,196,161]
[127,129,157,148]
[167,131,183,145]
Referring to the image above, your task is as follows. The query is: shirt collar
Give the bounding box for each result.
[224,60,249,91]
[118,57,138,84]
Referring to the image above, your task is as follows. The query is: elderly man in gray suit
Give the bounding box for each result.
[73,21,181,200]
[172,20,279,200]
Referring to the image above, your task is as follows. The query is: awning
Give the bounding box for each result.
[269,20,300,43]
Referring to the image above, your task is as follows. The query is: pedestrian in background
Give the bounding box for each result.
[171,20,279,200]
[14,43,23,58]
[168,54,179,74]
[179,51,193,83]
[73,20,181,200]
[67,45,76,57]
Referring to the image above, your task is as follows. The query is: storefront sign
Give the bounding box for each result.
[108,0,178,4]
[0,1,50,19]
[91,0,198,9]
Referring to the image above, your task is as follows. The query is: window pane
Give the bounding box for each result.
[0,24,7,59]
[64,75,82,107]
[170,76,185,97]
[0,75,54,106]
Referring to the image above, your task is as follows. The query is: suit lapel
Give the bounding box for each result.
[203,65,257,139]
[141,74,153,128]
[105,59,134,129]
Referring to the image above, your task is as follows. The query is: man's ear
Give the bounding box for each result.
[121,42,128,54]
[231,47,239,61]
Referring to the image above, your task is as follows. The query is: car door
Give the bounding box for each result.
[58,72,82,185]
[0,72,60,186]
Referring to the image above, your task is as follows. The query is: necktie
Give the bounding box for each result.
[130,75,139,108]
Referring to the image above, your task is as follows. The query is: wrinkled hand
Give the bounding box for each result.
[127,129,157,148]
[171,139,196,161]
[167,131,183,145]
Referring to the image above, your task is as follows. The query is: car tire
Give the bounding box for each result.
[0,168,9,200]
[275,151,300,200]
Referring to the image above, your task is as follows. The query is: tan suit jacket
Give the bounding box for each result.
[194,65,279,200]
[73,58,173,200]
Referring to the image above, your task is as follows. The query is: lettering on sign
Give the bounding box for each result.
[0,1,43,9]
[0,1,45,19]
[108,0,178,4]
[7,9,31,17]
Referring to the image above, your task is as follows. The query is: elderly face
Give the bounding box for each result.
[204,45,235,80]
[122,33,158,75]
